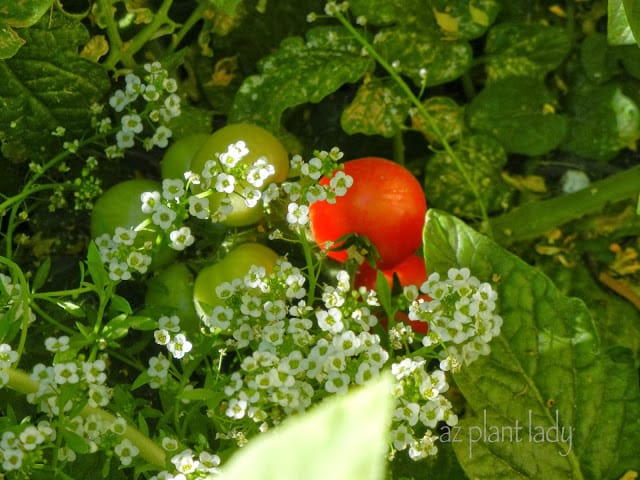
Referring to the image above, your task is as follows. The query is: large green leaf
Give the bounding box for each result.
[348,0,435,27]
[562,83,640,162]
[467,77,567,155]
[373,27,472,87]
[580,33,620,84]
[539,261,640,367]
[424,134,513,218]
[340,77,411,137]
[423,210,640,480]
[429,0,500,41]
[220,375,393,480]
[484,22,571,82]
[0,0,52,59]
[608,0,638,45]
[0,13,110,163]
[229,26,372,131]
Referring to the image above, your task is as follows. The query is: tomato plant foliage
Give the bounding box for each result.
[1,1,640,480]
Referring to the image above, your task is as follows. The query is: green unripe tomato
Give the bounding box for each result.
[190,123,289,226]
[193,242,279,318]
[90,179,178,269]
[160,133,210,180]
[145,262,200,333]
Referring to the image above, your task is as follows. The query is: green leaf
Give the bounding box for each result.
[86,242,108,293]
[484,23,571,81]
[580,33,620,84]
[348,0,435,26]
[110,294,133,315]
[411,96,465,145]
[220,375,393,480]
[467,77,567,155]
[429,0,500,41]
[373,27,472,87]
[0,0,52,59]
[623,0,640,46]
[424,134,514,217]
[423,210,640,480]
[609,0,637,45]
[32,257,51,292]
[340,77,411,137]
[562,83,640,162]
[0,12,110,163]
[229,26,372,131]
[54,300,86,318]
[539,261,640,367]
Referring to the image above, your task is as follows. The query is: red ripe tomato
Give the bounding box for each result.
[355,254,429,334]
[309,157,426,269]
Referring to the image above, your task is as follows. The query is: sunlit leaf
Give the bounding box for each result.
[229,26,372,131]
[221,375,393,480]
[0,12,110,163]
[423,210,640,479]
[340,77,410,137]
[485,22,571,81]
[373,27,472,87]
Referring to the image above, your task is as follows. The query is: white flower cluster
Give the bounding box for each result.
[94,177,203,281]
[389,358,457,460]
[0,341,150,473]
[279,147,352,229]
[0,421,56,472]
[152,315,193,361]
[408,267,503,370]
[99,61,180,158]
[148,447,222,479]
[195,261,461,462]
[26,351,113,414]
[0,273,34,328]
[0,343,19,388]
[93,147,352,281]
[204,263,383,427]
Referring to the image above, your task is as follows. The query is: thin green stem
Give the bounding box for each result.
[392,131,405,166]
[0,131,112,217]
[5,367,166,468]
[489,164,640,243]
[30,302,77,336]
[167,1,208,54]
[121,0,176,68]
[333,11,491,235]
[299,230,318,305]
[0,257,32,361]
[89,283,114,362]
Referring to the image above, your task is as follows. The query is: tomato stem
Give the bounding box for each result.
[489,164,640,243]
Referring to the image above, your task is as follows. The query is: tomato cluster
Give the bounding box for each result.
[309,157,426,269]
[309,157,429,332]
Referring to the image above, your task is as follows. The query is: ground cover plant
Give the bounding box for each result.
[0,0,639,479]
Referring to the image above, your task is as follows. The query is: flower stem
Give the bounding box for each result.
[5,367,167,468]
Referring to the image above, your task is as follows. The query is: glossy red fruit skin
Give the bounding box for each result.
[355,254,429,334]
[309,157,427,269]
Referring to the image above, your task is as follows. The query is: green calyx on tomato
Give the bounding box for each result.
[193,242,279,318]
[355,254,429,334]
[309,157,427,270]
[91,178,178,270]
[189,123,289,227]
